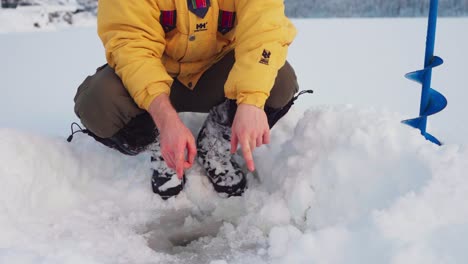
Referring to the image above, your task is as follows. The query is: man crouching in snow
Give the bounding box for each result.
[73,0,302,199]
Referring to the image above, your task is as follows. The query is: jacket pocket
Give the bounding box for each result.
[160,10,177,33]
[218,10,236,35]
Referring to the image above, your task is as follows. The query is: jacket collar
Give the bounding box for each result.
[187,0,211,18]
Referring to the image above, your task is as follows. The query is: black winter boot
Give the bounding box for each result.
[197,100,247,197]
[148,139,186,200]
[67,113,185,200]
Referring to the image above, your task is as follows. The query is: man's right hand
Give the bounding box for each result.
[148,94,196,179]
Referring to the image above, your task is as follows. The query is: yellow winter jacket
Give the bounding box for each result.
[98,0,296,110]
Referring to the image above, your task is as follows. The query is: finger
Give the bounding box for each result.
[263,129,271,145]
[175,150,184,179]
[241,139,255,171]
[256,136,262,148]
[231,132,238,154]
[183,162,192,169]
[164,155,176,170]
[168,153,177,170]
[186,137,197,166]
[184,141,197,169]
[182,149,192,169]
[249,136,256,153]
[161,149,175,170]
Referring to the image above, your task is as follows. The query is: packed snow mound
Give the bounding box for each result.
[1,106,467,263]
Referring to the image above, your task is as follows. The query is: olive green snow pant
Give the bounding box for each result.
[74,51,299,140]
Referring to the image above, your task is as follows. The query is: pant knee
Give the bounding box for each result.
[73,65,144,138]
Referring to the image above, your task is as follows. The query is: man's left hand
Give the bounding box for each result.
[231,104,270,172]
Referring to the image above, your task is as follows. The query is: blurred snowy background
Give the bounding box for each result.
[1,0,468,30]
[2,0,468,17]
[2,0,467,32]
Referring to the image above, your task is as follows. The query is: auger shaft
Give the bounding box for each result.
[420,0,439,133]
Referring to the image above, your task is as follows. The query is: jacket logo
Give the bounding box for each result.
[259,49,271,65]
[195,22,208,32]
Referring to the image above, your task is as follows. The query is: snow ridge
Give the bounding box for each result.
[1,107,467,263]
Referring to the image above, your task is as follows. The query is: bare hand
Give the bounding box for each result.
[231,104,270,171]
[149,94,196,179]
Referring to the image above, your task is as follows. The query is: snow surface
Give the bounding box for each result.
[1,18,468,263]
[0,7,95,33]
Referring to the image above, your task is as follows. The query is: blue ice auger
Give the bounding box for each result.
[402,0,447,146]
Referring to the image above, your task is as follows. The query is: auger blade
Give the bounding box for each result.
[402,117,424,129]
[423,131,443,146]
[429,56,444,68]
[422,87,448,116]
[405,70,424,84]
[405,56,444,84]
[402,118,442,145]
